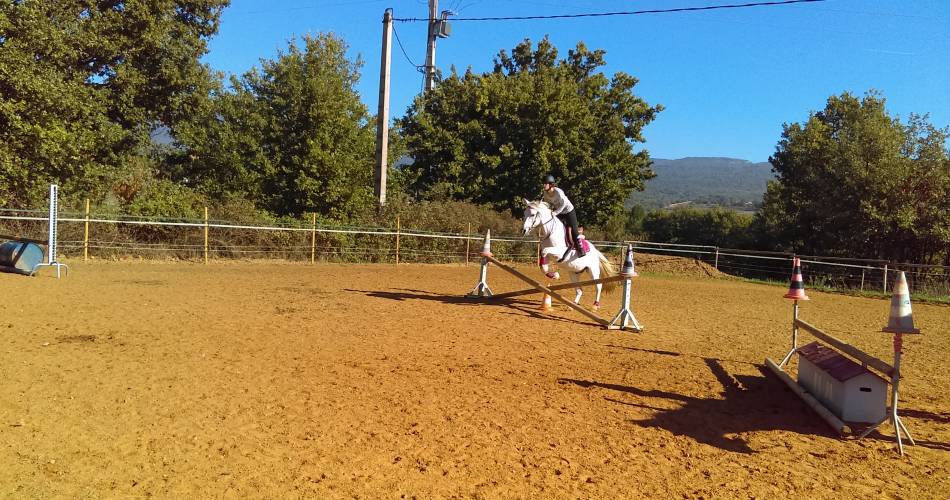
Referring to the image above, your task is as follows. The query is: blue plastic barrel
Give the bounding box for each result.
[0,241,44,274]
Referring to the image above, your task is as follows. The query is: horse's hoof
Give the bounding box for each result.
[592,301,600,311]
[545,271,560,280]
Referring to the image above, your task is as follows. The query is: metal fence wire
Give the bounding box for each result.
[1,209,948,297]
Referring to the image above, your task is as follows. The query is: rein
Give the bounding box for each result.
[532,209,558,241]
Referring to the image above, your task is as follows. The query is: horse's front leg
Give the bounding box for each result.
[539,247,560,280]
[593,283,603,311]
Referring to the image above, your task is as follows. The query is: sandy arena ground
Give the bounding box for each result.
[1,260,949,498]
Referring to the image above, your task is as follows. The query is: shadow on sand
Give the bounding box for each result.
[560,355,950,454]
[344,288,599,327]
[559,358,831,454]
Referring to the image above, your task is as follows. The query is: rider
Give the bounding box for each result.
[541,174,585,261]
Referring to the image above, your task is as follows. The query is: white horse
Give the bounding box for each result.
[522,199,616,310]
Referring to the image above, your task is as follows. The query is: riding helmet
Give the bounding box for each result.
[542,174,556,184]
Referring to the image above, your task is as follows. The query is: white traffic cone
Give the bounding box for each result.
[883,271,920,334]
[480,229,492,257]
[540,292,553,311]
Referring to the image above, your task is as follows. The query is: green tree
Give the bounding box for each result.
[755,91,950,263]
[398,37,662,226]
[173,34,379,219]
[0,1,227,206]
[644,207,753,248]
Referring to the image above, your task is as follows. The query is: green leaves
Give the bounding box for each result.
[757,91,950,263]
[398,37,661,227]
[173,34,377,219]
[0,0,228,206]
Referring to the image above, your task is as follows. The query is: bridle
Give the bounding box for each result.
[527,206,557,239]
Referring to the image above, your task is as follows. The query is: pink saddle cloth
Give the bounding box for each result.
[563,226,590,252]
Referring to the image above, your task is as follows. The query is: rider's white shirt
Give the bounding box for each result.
[542,187,574,216]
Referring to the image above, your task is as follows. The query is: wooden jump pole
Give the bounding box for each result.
[484,255,609,326]
[488,274,626,300]
[765,358,850,435]
[794,319,894,377]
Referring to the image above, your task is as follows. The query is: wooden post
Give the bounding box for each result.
[83,198,90,262]
[374,9,393,207]
[714,247,719,270]
[883,264,889,293]
[203,207,209,264]
[395,216,400,265]
[860,268,865,291]
[466,222,471,265]
[310,213,317,264]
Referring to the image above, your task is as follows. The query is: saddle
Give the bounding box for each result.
[562,226,590,253]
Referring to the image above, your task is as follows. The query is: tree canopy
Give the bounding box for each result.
[755,91,950,263]
[0,0,227,206]
[171,34,377,219]
[397,37,662,226]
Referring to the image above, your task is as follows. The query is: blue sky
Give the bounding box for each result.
[203,0,949,162]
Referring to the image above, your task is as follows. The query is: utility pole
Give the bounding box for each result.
[374,9,393,207]
[423,0,438,91]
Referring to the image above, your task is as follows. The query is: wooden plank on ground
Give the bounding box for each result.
[765,358,850,436]
[485,255,609,326]
[488,274,626,300]
[794,319,894,378]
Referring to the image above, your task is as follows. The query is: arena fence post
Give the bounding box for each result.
[466,222,471,265]
[203,206,209,264]
[883,263,888,293]
[311,213,316,264]
[395,216,400,265]
[83,198,90,262]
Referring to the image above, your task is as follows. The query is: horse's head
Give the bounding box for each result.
[522,198,550,236]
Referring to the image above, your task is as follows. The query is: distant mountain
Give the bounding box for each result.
[627,157,775,211]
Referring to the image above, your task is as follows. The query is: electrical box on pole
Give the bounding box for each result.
[423,0,438,91]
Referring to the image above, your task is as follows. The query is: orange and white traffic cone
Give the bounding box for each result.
[883,271,920,334]
[539,292,553,311]
[783,257,809,300]
[480,229,492,258]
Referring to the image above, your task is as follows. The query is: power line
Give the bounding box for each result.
[391,24,424,73]
[393,0,827,22]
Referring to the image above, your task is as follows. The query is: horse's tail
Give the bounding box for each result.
[597,249,619,295]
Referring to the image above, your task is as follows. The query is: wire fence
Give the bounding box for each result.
[2,208,948,298]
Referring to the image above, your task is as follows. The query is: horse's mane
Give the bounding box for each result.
[528,200,551,211]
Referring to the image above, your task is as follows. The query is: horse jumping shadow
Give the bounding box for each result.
[561,353,950,454]
[561,358,843,454]
[344,288,599,327]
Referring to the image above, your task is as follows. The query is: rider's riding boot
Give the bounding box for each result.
[558,247,571,263]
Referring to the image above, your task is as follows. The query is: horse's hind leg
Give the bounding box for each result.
[590,259,602,310]
[570,272,583,304]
